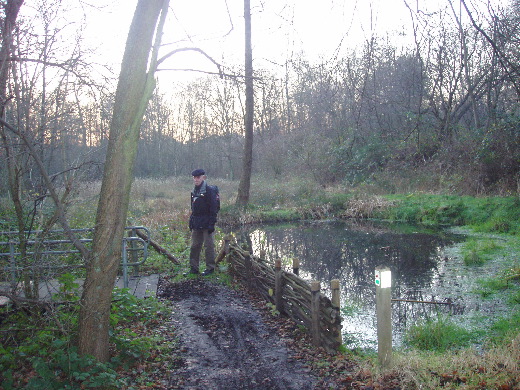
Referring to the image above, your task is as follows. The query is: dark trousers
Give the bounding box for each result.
[189,229,215,272]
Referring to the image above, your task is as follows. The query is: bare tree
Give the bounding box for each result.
[236,0,254,206]
[77,0,170,361]
[0,0,26,292]
[461,0,520,98]
[0,0,99,298]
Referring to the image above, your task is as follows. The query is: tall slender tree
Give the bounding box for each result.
[0,0,25,291]
[77,0,170,361]
[236,0,254,206]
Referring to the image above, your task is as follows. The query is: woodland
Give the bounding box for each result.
[0,0,519,388]
[0,0,519,198]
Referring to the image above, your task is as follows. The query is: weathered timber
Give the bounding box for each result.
[274,259,284,313]
[115,274,159,299]
[225,240,342,354]
[311,281,321,346]
[283,300,312,327]
[292,258,300,275]
[135,229,179,264]
[331,279,342,345]
[284,272,313,294]
[1,274,159,305]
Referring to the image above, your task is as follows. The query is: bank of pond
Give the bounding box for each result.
[228,214,519,352]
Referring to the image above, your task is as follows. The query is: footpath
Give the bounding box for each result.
[158,278,401,389]
[159,278,318,389]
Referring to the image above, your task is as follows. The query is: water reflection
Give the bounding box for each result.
[232,220,465,349]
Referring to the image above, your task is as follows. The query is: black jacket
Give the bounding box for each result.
[189,181,218,231]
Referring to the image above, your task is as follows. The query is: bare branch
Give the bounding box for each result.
[0,117,90,260]
[157,47,223,78]
[3,56,99,87]
[460,0,520,97]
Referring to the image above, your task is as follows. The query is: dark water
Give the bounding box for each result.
[232,220,474,349]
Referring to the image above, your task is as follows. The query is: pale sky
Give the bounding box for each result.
[80,0,422,85]
[20,0,505,86]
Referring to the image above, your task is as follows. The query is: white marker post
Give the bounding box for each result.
[375,266,392,369]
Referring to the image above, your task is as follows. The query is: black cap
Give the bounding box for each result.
[191,169,205,176]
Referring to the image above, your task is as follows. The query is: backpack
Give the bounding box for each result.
[208,185,220,212]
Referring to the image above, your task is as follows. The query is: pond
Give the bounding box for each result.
[231,220,506,350]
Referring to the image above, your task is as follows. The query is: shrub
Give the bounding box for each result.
[25,341,122,390]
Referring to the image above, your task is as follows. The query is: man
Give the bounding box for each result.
[186,168,219,276]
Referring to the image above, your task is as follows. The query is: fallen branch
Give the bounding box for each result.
[135,229,179,264]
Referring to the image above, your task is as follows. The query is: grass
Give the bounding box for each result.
[403,316,480,352]
[388,334,520,389]
[488,309,520,344]
[41,176,520,237]
[461,238,501,266]
[374,194,520,234]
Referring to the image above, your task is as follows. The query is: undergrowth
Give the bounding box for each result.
[0,284,175,389]
[390,334,520,389]
[375,194,520,235]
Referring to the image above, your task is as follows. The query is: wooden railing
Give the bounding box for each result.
[216,235,342,354]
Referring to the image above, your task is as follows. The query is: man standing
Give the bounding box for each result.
[187,169,219,276]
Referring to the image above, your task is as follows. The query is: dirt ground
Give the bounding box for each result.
[156,275,367,390]
[158,277,404,390]
[159,278,320,389]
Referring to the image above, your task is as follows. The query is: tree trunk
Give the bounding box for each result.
[236,0,254,207]
[0,0,25,292]
[77,0,168,362]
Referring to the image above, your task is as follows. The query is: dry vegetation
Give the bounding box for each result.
[387,335,520,389]
[341,195,396,219]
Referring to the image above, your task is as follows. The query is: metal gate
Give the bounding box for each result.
[0,226,150,294]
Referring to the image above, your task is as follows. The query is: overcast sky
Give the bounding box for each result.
[19,0,507,86]
[80,0,422,84]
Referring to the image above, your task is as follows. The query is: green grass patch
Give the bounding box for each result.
[403,316,479,352]
[257,208,302,222]
[508,289,520,305]
[473,271,520,300]
[461,238,501,266]
[488,309,520,345]
[474,277,510,298]
[380,194,468,225]
[378,194,520,234]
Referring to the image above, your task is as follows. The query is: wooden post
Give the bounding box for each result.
[292,258,300,275]
[331,279,342,346]
[215,234,232,266]
[311,281,321,347]
[224,234,232,256]
[375,266,392,369]
[244,251,251,286]
[121,240,129,288]
[9,241,17,292]
[274,259,283,313]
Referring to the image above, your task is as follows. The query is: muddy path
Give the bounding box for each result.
[159,278,318,390]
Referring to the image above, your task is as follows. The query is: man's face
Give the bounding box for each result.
[193,175,204,186]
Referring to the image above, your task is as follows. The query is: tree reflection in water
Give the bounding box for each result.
[232,220,466,349]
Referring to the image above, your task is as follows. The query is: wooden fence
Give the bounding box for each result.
[216,235,342,354]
